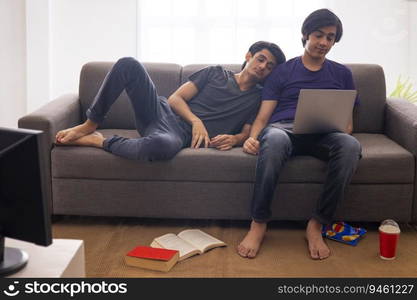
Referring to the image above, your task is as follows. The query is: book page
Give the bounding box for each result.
[153,233,199,260]
[177,229,226,253]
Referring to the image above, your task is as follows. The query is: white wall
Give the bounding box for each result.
[409,0,417,89]
[26,0,51,113]
[1,0,416,129]
[0,0,26,128]
[45,0,414,101]
[326,0,409,94]
[50,0,137,99]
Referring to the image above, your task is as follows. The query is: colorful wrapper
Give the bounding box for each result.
[322,222,366,246]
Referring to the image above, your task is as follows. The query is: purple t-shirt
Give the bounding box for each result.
[262,56,359,123]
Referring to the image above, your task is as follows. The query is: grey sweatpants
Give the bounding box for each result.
[86,57,190,161]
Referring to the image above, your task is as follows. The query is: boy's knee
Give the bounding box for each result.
[260,127,291,152]
[115,57,145,73]
[340,135,361,159]
[142,135,181,161]
[113,57,148,84]
[116,56,138,67]
[262,127,288,142]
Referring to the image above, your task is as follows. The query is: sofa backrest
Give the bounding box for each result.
[346,64,386,133]
[181,64,242,84]
[79,61,386,133]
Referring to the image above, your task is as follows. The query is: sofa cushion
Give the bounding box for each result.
[79,62,182,129]
[52,130,413,184]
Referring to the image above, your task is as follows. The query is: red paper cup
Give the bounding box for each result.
[379,219,400,260]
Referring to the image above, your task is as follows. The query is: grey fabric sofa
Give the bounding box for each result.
[18,62,417,223]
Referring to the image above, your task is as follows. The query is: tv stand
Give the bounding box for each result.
[5,238,85,278]
[0,235,29,276]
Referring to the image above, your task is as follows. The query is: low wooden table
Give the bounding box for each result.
[5,238,85,277]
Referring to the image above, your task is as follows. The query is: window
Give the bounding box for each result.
[137,0,325,64]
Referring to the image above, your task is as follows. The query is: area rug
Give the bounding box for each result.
[52,217,417,278]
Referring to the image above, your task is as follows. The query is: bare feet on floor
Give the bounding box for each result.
[306,218,330,260]
[63,131,105,148]
[55,120,98,144]
[237,220,267,258]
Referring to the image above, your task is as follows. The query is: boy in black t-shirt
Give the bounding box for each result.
[56,41,285,161]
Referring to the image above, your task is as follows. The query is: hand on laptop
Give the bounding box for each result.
[243,137,260,155]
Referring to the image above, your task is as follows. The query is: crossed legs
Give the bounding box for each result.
[56,57,184,161]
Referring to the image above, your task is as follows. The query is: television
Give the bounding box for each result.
[0,127,52,276]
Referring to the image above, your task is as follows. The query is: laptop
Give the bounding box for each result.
[292,89,357,134]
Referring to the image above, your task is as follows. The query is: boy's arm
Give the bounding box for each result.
[210,124,251,151]
[168,81,210,148]
[234,124,251,146]
[243,100,278,155]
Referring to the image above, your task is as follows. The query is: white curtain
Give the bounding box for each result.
[137,0,325,65]
[28,0,410,113]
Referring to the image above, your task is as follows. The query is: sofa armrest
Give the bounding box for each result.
[385,97,417,156]
[18,93,81,214]
[18,93,81,144]
[386,98,417,223]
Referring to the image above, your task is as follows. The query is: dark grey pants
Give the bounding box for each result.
[86,57,189,161]
[251,125,362,224]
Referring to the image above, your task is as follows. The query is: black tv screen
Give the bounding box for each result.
[0,127,52,275]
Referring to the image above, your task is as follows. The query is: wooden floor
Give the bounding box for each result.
[52,216,417,278]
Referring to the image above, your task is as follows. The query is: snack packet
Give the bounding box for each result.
[322,222,366,246]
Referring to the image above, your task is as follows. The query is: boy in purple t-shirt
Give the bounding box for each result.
[238,9,362,260]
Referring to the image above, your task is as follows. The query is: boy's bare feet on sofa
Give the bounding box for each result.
[64,131,105,148]
[55,120,98,144]
[306,218,330,260]
[237,220,267,258]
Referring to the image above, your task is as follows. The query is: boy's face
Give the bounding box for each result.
[304,25,337,59]
[245,49,277,81]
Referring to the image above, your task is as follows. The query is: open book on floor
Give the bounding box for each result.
[150,229,226,261]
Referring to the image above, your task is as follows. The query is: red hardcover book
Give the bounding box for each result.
[124,246,179,272]
[127,246,178,261]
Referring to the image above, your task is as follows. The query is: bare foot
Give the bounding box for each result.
[64,131,105,148]
[56,120,98,144]
[237,220,267,258]
[306,218,330,260]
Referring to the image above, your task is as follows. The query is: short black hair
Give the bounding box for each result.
[301,8,343,47]
[241,41,286,70]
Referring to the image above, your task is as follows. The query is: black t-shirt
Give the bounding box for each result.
[177,65,261,138]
